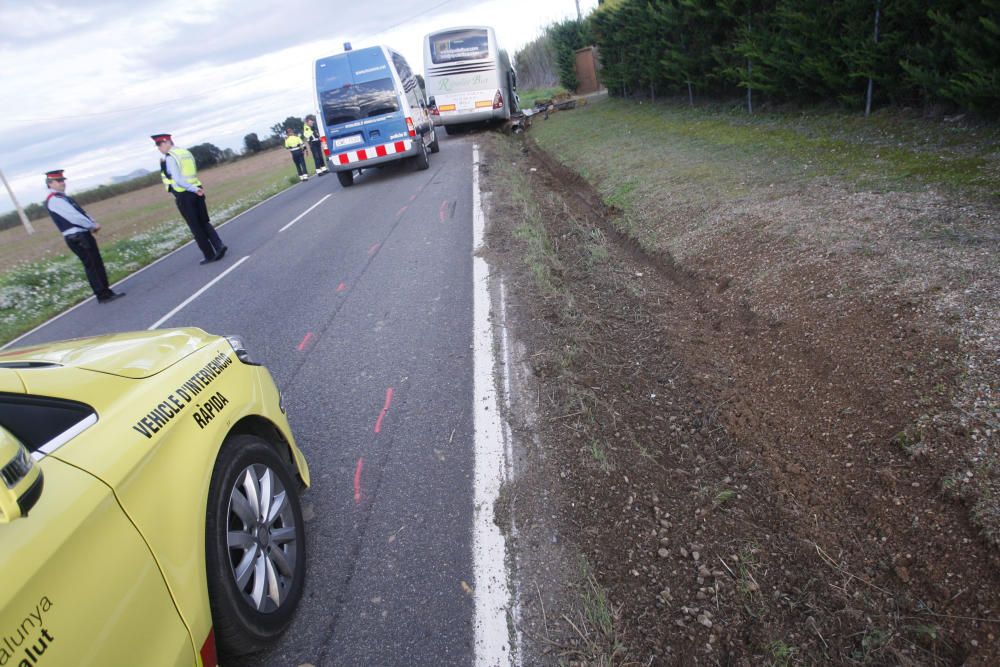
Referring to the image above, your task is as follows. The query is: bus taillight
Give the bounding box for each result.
[493,90,504,109]
[321,136,330,157]
[406,117,416,137]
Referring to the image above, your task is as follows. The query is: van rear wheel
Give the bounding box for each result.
[414,140,429,171]
[336,170,354,187]
[429,127,440,154]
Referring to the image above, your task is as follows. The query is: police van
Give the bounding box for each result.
[315,45,439,187]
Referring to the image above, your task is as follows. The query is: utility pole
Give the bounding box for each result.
[575,0,582,20]
[0,166,34,234]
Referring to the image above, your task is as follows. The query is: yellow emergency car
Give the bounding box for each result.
[0,329,310,666]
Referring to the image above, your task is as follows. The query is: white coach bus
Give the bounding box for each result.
[423,26,518,133]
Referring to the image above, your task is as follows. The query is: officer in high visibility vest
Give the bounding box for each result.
[43,169,125,303]
[152,133,227,265]
[302,116,327,175]
[284,128,309,182]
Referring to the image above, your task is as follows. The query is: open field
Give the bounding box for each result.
[0,148,301,344]
[481,97,1000,664]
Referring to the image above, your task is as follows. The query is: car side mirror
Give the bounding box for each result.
[0,427,44,523]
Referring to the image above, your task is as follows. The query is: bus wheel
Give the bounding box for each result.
[337,170,354,187]
[429,127,440,154]
[414,140,429,171]
[444,125,461,136]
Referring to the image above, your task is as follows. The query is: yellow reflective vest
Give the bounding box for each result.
[303,124,317,141]
[285,135,305,151]
[160,148,202,193]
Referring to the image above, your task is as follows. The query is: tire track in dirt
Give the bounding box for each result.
[485,134,1000,664]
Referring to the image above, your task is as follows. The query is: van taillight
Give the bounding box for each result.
[321,136,330,156]
[430,104,439,116]
[493,90,504,109]
[405,117,416,137]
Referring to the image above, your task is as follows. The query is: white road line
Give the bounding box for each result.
[1,185,311,350]
[471,143,519,667]
[279,194,331,232]
[148,256,250,330]
[498,278,524,662]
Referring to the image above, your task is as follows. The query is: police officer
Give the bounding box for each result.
[152,133,227,265]
[284,127,309,182]
[302,116,327,175]
[43,170,125,303]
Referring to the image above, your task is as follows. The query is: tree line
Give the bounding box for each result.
[521,0,999,117]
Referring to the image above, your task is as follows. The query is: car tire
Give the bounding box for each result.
[429,127,440,154]
[205,434,306,657]
[414,138,430,171]
[336,170,354,187]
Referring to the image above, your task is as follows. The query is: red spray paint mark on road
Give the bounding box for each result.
[439,200,448,223]
[397,206,408,219]
[296,332,314,351]
[409,194,417,202]
[368,242,380,255]
[374,387,394,433]
[336,281,347,292]
[353,457,364,504]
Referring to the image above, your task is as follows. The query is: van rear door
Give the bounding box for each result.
[317,48,408,153]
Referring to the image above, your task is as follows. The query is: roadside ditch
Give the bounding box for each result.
[480,128,1000,666]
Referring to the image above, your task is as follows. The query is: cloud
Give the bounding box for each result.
[0,0,596,211]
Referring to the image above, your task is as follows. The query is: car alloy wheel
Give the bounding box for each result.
[206,434,306,656]
[226,462,299,613]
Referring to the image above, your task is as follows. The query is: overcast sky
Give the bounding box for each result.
[0,0,597,214]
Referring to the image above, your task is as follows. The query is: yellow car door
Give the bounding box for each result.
[0,443,195,666]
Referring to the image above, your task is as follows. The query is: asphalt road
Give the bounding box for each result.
[15,136,482,666]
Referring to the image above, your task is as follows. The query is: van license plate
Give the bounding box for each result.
[334,135,363,148]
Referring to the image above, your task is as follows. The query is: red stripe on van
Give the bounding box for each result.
[357,149,368,161]
[337,154,349,165]
[394,141,405,153]
[375,145,387,157]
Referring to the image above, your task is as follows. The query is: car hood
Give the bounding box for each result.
[0,328,217,379]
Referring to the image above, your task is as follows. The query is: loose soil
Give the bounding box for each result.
[480,131,1000,665]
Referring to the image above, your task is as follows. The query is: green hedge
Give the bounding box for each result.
[583,0,999,116]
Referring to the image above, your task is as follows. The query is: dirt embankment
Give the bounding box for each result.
[482,131,1000,665]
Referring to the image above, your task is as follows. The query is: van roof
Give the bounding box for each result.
[316,46,394,89]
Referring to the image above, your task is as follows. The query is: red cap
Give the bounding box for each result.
[151,133,172,144]
[45,169,65,180]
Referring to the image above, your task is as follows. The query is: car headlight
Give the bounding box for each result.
[225,335,260,366]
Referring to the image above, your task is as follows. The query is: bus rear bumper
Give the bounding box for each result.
[434,108,509,125]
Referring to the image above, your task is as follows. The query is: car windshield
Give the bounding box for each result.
[321,78,399,127]
[430,29,489,64]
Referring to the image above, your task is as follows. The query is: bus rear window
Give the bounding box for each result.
[321,78,400,126]
[430,29,489,64]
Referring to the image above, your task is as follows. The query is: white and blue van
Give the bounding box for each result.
[315,45,439,187]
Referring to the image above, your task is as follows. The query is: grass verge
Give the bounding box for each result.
[518,86,570,108]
